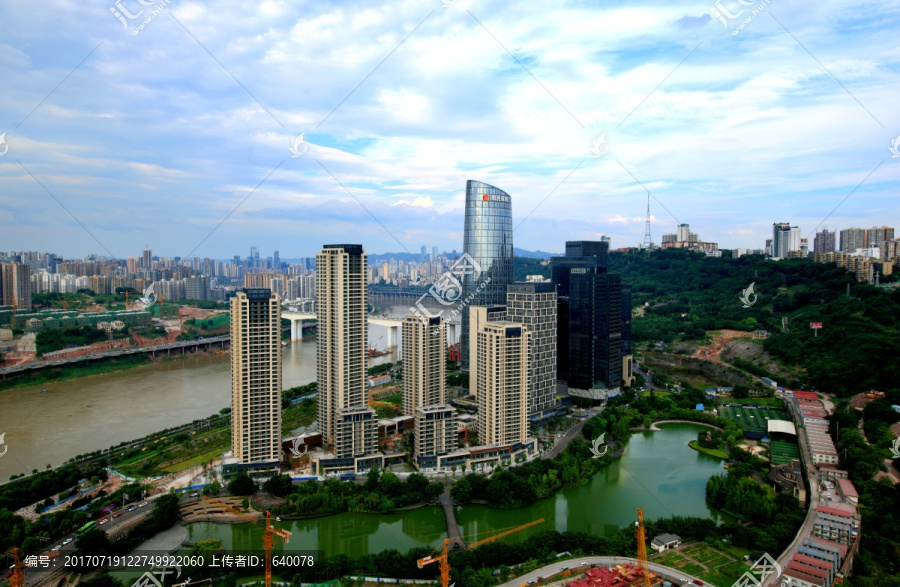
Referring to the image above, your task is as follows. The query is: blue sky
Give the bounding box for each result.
[1,0,898,259]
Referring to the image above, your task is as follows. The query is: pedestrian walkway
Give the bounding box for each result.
[438,486,466,549]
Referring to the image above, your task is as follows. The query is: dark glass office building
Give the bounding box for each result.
[460,180,514,370]
[551,241,629,393]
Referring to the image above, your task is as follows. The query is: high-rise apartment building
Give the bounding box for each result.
[506,282,557,416]
[402,314,446,415]
[0,263,32,310]
[334,406,378,459]
[813,229,836,254]
[460,180,514,371]
[840,228,866,254]
[772,223,792,258]
[468,305,509,394]
[185,275,210,300]
[316,244,369,449]
[790,226,802,253]
[476,321,530,446]
[141,247,152,269]
[414,405,458,470]
[866,226,895,259]
[230,288,282,469]
[127,257,138,274]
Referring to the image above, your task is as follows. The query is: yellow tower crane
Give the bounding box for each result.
[201,497,290,587]
[418,519,545,587]
[635,508,652,587]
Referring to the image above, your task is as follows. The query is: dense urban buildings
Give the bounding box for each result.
[227,288,282,471]
[401,314,446,415]
[315,244,371,451]
[460,180,514,371]
[506,282,557,418]
[475,320,531,446]
[660,223,720,256]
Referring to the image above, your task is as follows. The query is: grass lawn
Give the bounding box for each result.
[717,396,785,408]
[689,440,728,459]
[379,393,402,405]
[639,389,672,398]
[161,447,224,473]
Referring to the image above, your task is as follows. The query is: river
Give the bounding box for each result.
[0,339,399,481]
[183,424,727,557]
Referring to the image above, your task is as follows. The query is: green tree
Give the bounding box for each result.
[263,475,294,498]
[227,473,257,496]
[75,528,113,558]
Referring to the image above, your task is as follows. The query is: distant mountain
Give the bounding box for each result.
[368,252,425,264]
[514,248,560,259]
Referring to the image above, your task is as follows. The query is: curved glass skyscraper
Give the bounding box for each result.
[460,180,514,370]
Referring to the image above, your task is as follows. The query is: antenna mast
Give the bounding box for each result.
[642,193,653,249]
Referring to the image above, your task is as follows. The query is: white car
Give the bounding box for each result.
[138,501,149,508]
[62,538,73,545]
[53,545,61,551]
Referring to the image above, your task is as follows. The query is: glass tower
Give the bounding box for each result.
[460,180,514,371]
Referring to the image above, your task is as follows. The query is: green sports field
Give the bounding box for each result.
[719,404,789,435]
[771,439,801,466]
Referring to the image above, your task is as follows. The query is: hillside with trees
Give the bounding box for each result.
[515,250,900,396]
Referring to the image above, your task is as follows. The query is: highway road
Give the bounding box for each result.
[24,494,166,587]
[495,555,704,587]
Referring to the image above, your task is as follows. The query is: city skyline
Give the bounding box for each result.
[1,2,898,258]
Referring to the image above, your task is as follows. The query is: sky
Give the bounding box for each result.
[1,0,899,260]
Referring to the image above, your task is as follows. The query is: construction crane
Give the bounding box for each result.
[201,497,290,587]
[635,509,652,587]
[418,518,544,587]
[5,548,24,587]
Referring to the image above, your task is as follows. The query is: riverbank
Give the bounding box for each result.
[0,348,229,392]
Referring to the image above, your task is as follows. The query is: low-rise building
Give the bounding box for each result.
[650,533,681,552]
[836,479,859,506]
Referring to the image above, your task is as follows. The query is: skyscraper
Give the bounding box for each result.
[813,229,836,253]
[316,244,370,449]
[402,314,446,416]
[141,247,152,270]
[551,242,628,396]
[506,282,557,417]
[565,241,609,268]
[476,321,530,446]
[569,272,622,392]
[230,288,282,469]
[460,180,514,371]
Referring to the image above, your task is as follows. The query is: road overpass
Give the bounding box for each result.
[0,335,231,380]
